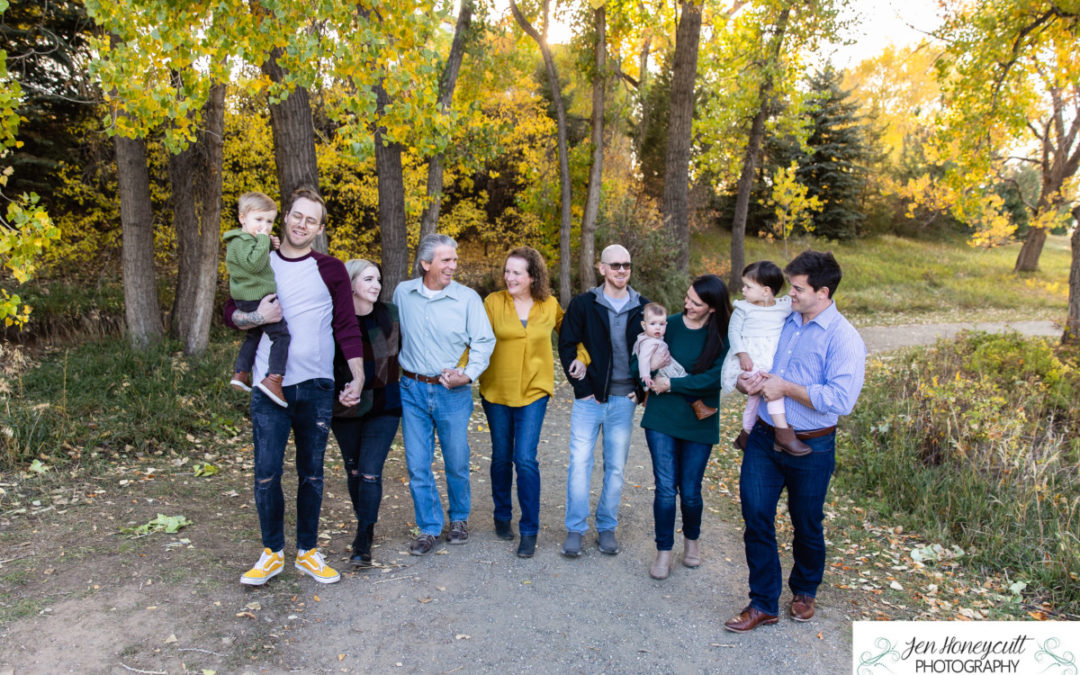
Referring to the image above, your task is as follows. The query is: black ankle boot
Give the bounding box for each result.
[351,522,374,567]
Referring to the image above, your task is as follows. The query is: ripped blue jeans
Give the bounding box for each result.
[251,378,334,552]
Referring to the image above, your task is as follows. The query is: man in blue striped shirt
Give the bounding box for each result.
[724,250,866,633]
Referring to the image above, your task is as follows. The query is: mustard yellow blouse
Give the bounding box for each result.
[478,291,565,407]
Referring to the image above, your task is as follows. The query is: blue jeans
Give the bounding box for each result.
[644,429,713,551]
[331,414,401,528]
[565,395,636,533]
[739,423,836,616]
[251,378,335,552]
[400,376,474,536]
[481,396,548,537]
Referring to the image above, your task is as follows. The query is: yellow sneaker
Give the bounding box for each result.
[240,548,284,586]
[295,548,340,584]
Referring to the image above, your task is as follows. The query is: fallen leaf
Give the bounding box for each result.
[418,597,433,603]
[236,612,256,619]
[313,595,321,602]
[164,634,178,644]
[245,602,261,611]
[338,654,345,661]
[455,634,470,640]
[817,632,823,640]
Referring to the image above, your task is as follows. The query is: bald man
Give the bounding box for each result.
[557,245,649,557]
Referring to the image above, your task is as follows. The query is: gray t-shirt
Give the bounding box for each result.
[595,287,640,397]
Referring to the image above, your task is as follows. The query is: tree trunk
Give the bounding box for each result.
[1014,226,1048,272]
[509,0,572,304]
[374,83,409,299]
[729,8,789,290]
[419,0,474,240]
[169,83,226,356]
[729,103,768,288]
[579,7,606,291]
[115,135,163,349]
[262,49,326,253]
[661,0,703,276]
[1064,205,1080,344]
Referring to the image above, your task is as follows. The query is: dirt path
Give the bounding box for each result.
[0,320,1058,673]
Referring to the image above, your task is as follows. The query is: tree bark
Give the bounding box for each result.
[1064,205,1080,344]
[419,0,474,240]
[729,8,789,290]
[168,83,226,356]
[579,7,606,291]
[661,0,703,276]
[115,135,163,349]
[374,83,409,299]
[1014,225,1048,272]
[510,0,572,305]
[262,49,326,253]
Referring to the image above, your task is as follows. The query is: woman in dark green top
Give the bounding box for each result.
[640,275,731,580]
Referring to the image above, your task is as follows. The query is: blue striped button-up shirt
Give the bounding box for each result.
[393,277,495,383]
[758,301,866,431]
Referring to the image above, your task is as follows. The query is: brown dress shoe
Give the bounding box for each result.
[257,374,287,408]
[723,605,779,633]
[790,594,816,622]
[773,426,811,456]
[733,429,749,450]
[690,399,717,420]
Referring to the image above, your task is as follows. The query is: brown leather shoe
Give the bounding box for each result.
[230,371,252,392]
[733,429,749,450]
[723,605,779,633]
[773,426,811,456]
[790,594,816,622]
[691,399,717,420]
[257,374,287,408]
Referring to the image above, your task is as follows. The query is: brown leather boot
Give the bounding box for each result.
[257,374,287,408]
[773,426,811,456]
[649,550,672,580]
[733,429,749,450]
[690,399,717,420]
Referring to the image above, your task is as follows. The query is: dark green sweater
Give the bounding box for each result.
[639,313,727,445]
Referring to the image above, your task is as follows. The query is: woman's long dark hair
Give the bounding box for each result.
[689,274,732,374]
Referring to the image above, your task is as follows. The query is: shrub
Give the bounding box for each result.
[841,332,1080,612]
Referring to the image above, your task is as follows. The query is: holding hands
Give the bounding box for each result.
[440,368,471,389]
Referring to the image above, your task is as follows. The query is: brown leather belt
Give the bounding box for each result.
[755,420,836,440]
[402,369,441,385]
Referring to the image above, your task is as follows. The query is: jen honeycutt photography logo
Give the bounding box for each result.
[852,621,1078,675]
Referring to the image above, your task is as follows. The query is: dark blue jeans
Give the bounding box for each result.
[481,396,548,537]
[251,378,334,552]
[233,297,290,376]
[739,423,836,616]
[644,429,713,550]
[331,414,401,528]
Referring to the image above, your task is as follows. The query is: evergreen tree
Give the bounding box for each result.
[798,67,870,240]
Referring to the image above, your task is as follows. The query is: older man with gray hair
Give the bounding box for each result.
[393,234,495,556]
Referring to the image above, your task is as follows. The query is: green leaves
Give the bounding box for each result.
[122,514,192,536]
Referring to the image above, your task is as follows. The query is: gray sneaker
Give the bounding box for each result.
[409,534,436,556]
[560,531,583,558]
[597,530,619,555]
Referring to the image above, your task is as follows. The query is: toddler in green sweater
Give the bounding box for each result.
[224,191,290,407]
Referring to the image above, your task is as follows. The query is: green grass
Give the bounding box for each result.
[0,330,247,471]
[690,230,1071,325]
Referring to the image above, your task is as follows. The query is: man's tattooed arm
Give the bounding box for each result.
[232,310,265,329]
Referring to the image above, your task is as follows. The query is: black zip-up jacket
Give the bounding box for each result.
[558,286,649,402]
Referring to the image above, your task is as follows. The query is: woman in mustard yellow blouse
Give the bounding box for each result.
[479,247,583,558]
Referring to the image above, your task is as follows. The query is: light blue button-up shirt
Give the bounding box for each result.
[393,277,495,383]
[758,301,866,431]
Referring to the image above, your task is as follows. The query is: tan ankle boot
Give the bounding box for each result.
[691,399,717,420]
[682,537,701,568]
[773,426,811,456]
[257,374,287,408]
[649,550,672,580]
